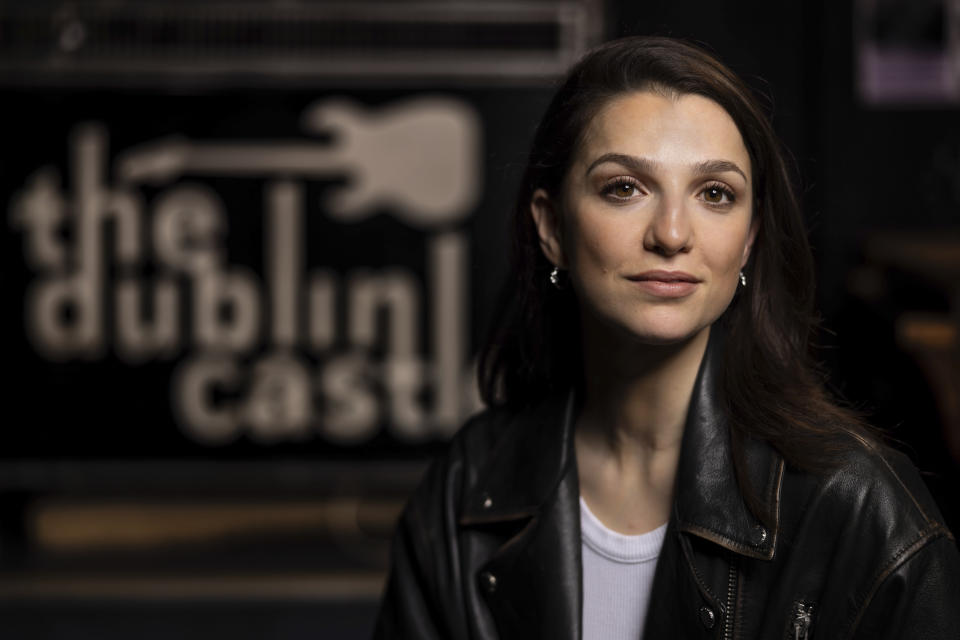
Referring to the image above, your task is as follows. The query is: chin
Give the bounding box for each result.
[580,302,715,350]
[610,317,710,348]
[630,328,704,347]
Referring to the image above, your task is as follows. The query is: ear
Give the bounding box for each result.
[530,188,566,268]
[740,216,760,268]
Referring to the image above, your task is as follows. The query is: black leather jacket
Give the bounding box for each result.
[374,339,960,639]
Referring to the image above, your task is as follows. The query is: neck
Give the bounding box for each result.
[578,322,710,453]
[574,316,711,534]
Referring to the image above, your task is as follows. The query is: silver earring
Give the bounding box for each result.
[739,270,747,287]
[549,266,562,289]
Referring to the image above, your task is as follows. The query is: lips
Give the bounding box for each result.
[625,270,700,298]
[626,270,700,283]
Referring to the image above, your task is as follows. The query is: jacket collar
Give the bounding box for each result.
[460,326,784,560]
[459,391,577,525]
[459,391,582,640]
[673,328,784,560]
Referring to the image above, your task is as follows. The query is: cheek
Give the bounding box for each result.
[567,213,629,274]
[704,221,753,277]
[713,247,745,276]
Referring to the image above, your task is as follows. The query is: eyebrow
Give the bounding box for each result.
[585,152,749,183]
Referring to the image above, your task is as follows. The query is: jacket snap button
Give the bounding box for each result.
[482,494,493,509]
[753,525,768,545]
[699,606,716,629]
[481,571,497,593]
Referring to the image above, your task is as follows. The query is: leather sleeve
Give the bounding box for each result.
[373,454,470,640]
[851,532,960,639]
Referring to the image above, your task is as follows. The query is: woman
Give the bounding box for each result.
[374,36,960,639]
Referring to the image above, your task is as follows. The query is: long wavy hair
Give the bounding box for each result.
[477,36,871,517]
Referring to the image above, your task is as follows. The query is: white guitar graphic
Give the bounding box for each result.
[117,96,481,228]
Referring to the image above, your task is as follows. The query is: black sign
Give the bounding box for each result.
[2,88,550,461]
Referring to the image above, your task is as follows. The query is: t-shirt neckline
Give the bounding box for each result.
[579,496,667,564]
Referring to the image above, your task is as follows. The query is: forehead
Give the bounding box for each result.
[576,91,751,180]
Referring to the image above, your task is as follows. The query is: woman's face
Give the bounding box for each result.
[531,90,758,346]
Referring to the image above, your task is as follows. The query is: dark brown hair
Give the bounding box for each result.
[478,36,872,517]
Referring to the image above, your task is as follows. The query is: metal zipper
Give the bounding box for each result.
[724,561,737,640]
[791,601,814,640]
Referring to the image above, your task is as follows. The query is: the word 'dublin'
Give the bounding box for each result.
[8,97,483,445]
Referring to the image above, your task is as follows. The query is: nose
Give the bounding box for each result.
[643,194,692,256]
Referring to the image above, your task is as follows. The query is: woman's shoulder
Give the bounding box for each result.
[409,405,511,487]
[442,393,570,469]
[811,441,949,535]
[772,439,960,636]
[779,438,955,572]
[446,404,521,462]
[406,395,572,520]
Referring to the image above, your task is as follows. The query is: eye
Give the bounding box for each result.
[612,183,636,198]
[700,183,736,206]
[601,177,643,201]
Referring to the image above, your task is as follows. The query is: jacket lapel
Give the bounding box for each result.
[647,328,784,638]
[459,393,581,640]
[673,329,783,560]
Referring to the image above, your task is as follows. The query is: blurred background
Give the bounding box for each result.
[1,0,958,637]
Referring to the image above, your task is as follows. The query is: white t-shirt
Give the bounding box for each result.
[580,496,667,640]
